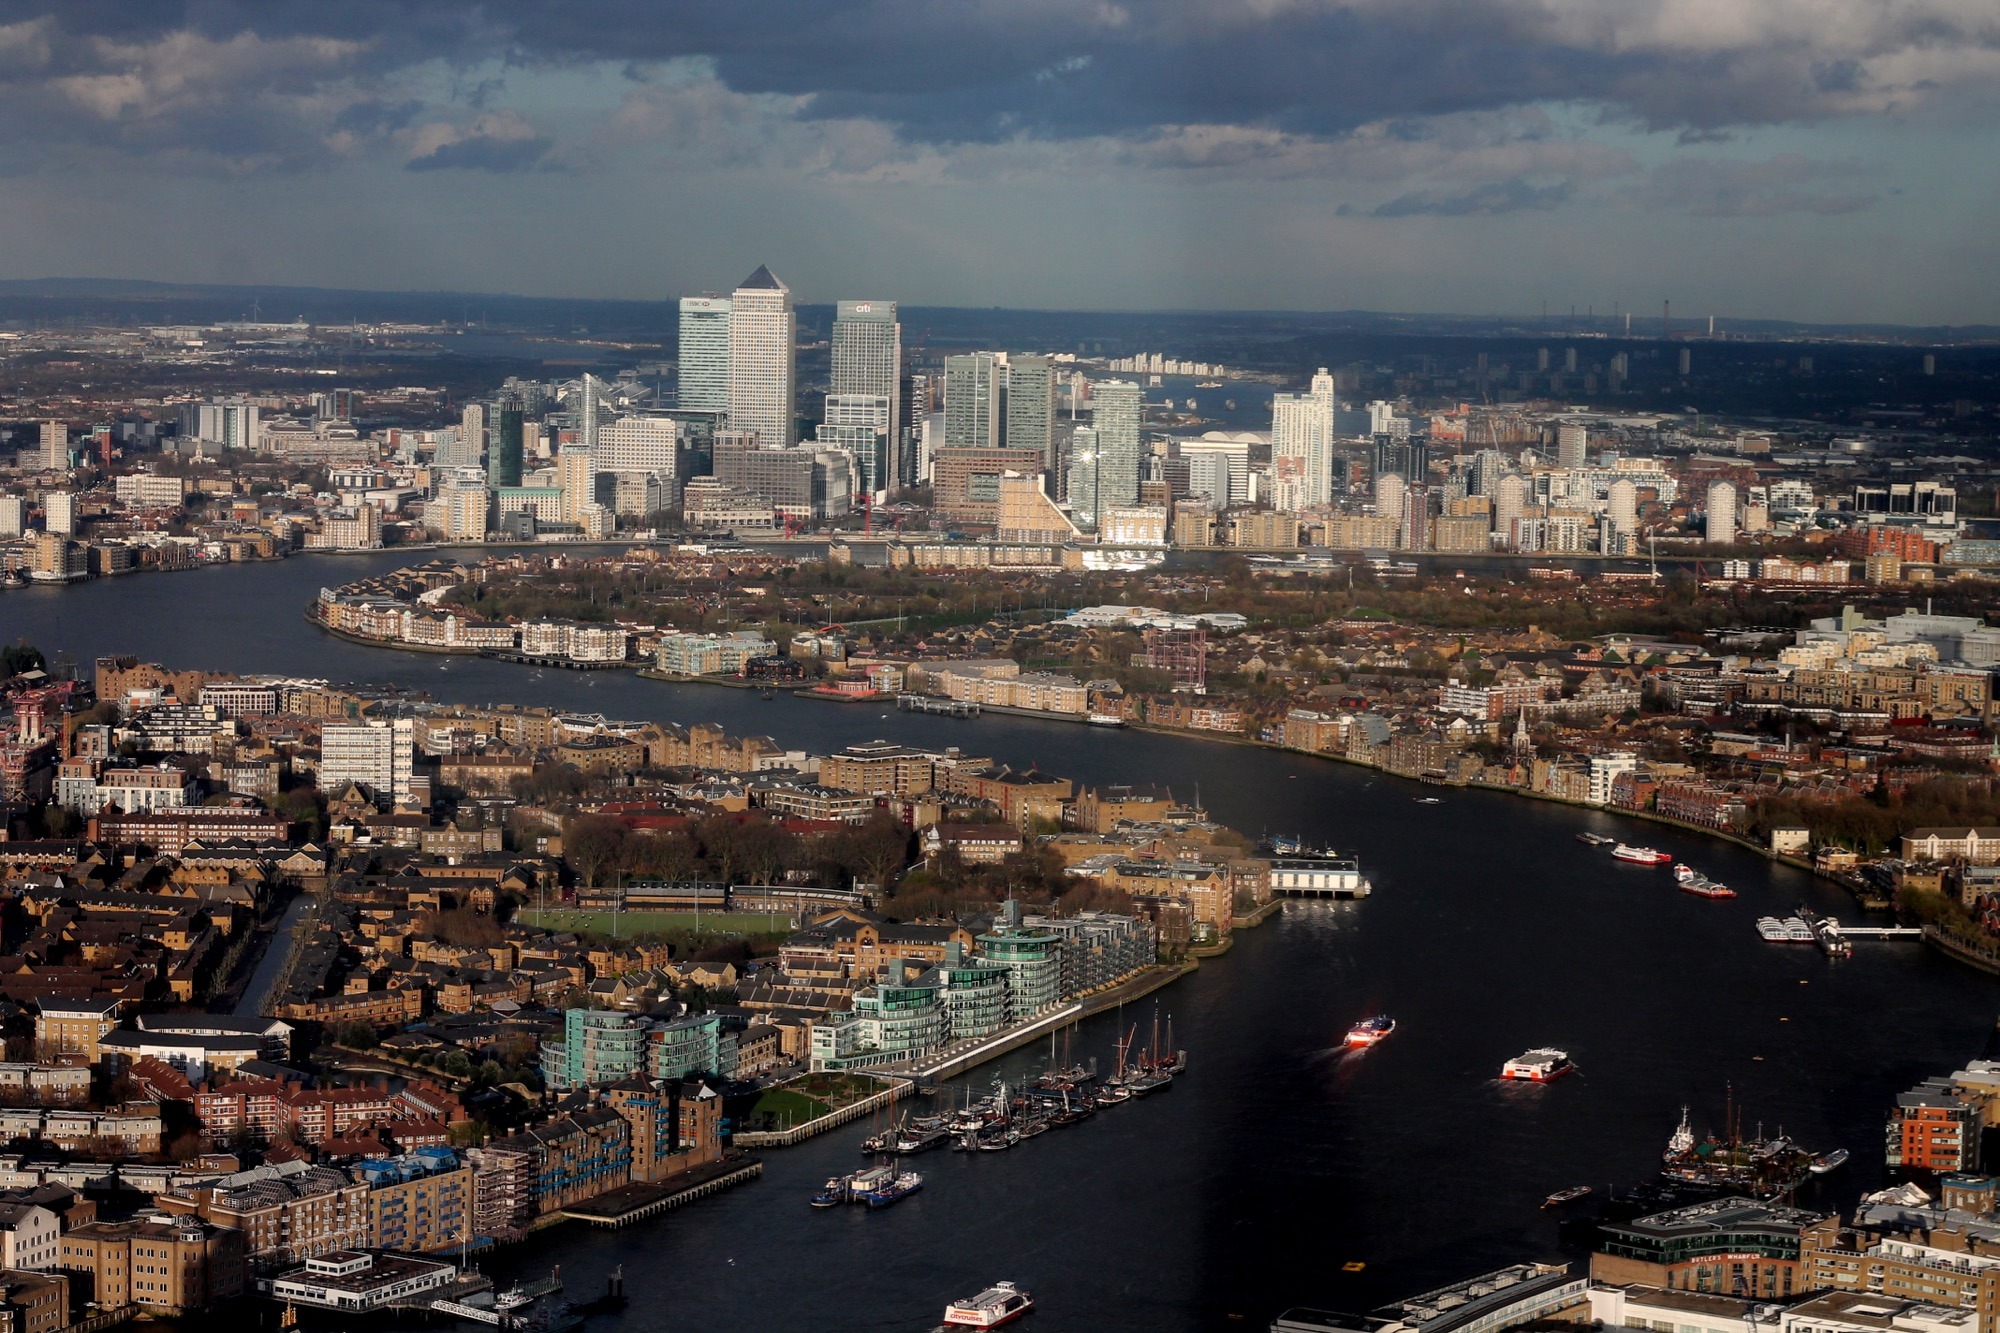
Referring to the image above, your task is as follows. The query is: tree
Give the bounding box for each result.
[629,830,702,883]
[563,814,630,889]
[420,907,503,948]
[847,812,913,888]
[0,643,45,676]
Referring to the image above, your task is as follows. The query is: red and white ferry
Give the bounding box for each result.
[1501,1048,1575,1082]
[941,1281,1034,1328]
[1610,844,1672,866]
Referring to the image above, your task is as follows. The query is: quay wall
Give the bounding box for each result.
[733,1079,912,1148]
[563,1159,765,1227]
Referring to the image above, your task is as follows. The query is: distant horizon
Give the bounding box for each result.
[2,275,1994,341]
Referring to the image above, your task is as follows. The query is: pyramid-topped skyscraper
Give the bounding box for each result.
[727,264,795,446]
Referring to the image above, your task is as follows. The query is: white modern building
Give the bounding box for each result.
[320,718,416,806]
[594,415,681,478]
[1270,368,1336,507]
[1707,480,1739,544]
[727,266,796,446]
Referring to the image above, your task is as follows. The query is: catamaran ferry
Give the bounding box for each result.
[1501,1049,1574,1082]
[940,1281,1035,1328]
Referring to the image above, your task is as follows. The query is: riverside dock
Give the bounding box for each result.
[479,649,632,670]
[562,1155,763,1227]
[897,694,981,717]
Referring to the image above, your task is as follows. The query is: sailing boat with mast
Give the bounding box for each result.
[1125,1006,1174,1096]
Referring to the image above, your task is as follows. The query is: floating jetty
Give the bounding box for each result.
[479,648,631,671]
[898,694,981,717]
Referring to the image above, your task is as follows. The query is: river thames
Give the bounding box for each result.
[5,554,1997,1330]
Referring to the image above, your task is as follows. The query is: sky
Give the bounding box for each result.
[0,1,1997,326]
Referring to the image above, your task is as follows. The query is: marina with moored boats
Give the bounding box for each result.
[817,1018,1189,1205]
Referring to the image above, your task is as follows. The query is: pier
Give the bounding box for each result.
[897,694,981,717]
[1835,924,1923,938]
[479,649,631,670]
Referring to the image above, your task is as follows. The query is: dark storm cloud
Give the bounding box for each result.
[0,1,1994,174]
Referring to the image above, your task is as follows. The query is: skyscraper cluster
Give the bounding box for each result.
[410,262,1164,542]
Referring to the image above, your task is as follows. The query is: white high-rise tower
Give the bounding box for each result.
[1271,366,1336,507]
[727,265,796,446]
[1705,480,1738,544]
[1608,478,1638,535]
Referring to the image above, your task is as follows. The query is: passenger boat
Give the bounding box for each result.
[1809,1148,1851,1174]
[1541,1185,1593,1209]
[1344,1016,1396,1048]
[1501,1048,1574,1082]
[1086,712,1126,727]
[1758,916,1815,942]
[858,1170,924,1208]
[1611,845,1672,865]
[940,1281,1035,1328]
[893,1126,952,1154]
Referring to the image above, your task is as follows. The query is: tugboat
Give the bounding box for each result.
[939,1281,1035,1328]
[1611,845,1672,865]
[1501,1049,1574,1082]
[809,1176,849,1207]
[1344,1016,1396,1048]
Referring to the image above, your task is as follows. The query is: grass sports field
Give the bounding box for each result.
[516,908,792,936]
